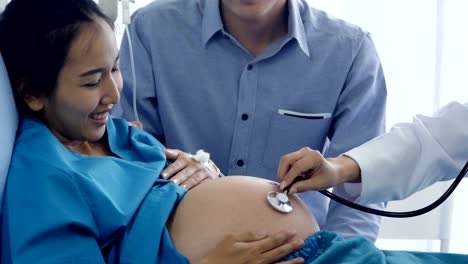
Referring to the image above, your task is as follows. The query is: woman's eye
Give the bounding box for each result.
[83,79,101,87]
[112,66,120,73]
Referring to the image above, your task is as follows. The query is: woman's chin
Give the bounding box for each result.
[85,127,107,142]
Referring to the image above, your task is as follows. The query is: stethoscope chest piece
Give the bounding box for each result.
[266,191,293,213]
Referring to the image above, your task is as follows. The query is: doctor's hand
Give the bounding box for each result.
[196,230,304,264]
[161,148,218,189]
[277,147,361,195]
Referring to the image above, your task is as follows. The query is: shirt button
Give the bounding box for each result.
[241,113,249,120]
[247,64,253,71]
[236,159,244,167]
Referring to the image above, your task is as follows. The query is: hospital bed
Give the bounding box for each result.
[0,51,18,222]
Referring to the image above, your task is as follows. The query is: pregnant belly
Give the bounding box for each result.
[167,176,319,262]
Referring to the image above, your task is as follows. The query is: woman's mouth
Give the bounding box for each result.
[89,111,108,120]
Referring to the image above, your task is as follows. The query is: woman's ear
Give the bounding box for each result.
[16,80,45,112]
[23,94,45,112]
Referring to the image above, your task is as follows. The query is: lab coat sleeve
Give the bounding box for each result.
[323,34,387,242]
[346,101,468,204]
[113,10,166,143]
[2,166,105,264]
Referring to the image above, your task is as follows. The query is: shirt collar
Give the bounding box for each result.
[201,0,224,46]
[201,0,310,57]
[287,0,310,57]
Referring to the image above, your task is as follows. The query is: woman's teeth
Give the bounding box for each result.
[90,112,107,120]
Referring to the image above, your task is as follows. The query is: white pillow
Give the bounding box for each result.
[0,51,19,215]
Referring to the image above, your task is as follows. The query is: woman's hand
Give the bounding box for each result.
[127,120,143,129]
[197,230,304,264]
[277,147,361,194]
[161,149,218,189]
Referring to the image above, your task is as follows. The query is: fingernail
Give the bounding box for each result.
[181,184,187,189]
[279,181,286,190]
[165,149,175,155]
[172,179,178,185]
[161,172,167,179]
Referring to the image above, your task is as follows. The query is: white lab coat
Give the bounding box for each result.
[345,101,468,204]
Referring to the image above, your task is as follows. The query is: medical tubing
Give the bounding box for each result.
[319,161,468,218]
[124,25,140,123]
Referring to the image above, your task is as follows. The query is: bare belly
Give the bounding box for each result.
[167,176,320,262]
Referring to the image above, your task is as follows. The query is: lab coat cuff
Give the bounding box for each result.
[344,148,380,205]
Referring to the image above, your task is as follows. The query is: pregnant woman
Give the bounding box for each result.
[0,1,314,263]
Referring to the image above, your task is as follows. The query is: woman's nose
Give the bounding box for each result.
[101,74,121,105]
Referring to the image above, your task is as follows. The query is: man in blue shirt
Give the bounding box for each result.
[114,0,387,241]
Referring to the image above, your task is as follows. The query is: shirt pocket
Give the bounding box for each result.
[262,110,331,169]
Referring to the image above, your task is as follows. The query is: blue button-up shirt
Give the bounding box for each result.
[114,0,387,241]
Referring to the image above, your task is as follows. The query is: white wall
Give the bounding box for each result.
[308,0,468,253]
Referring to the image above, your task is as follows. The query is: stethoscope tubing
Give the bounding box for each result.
[318,161,468,218]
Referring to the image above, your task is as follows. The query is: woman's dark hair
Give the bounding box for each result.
[0,0,114,116]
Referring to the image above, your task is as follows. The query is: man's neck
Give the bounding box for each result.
[221,1,288,57]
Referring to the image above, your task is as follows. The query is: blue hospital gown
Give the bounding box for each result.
[1,117,189,263]
[279,231,468,264]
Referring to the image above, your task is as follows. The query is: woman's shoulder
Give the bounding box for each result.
[13,118,68,159]
[9,118,71,176]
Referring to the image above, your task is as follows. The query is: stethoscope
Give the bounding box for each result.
[267,161,468,218]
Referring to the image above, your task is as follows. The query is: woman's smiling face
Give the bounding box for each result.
[31,17,122,145]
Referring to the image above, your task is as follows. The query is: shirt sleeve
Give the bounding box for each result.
[346,101,468,205]
[112,11,166,144]
[323,33,387,242]
[2,166,105,264]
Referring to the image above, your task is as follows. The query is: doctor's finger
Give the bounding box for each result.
[277,149,305,182]
[287,176,333,194]
[279,154,323,190]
